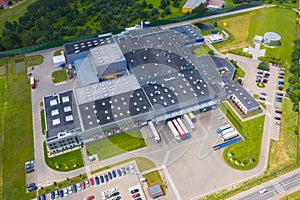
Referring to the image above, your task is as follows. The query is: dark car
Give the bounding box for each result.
[275,97,282,102]
[130,189,139,194]
[278,81,284,85]
[259,97,266,101]
[50,192,55,200]
[256,79,261,83]
[104,174,109,182]
[126,166,130,173]
[263,74,270,78]
[100,175,104,183]
[274,116,281,120]
[117,169,122,177]
[121,167,126,175]
[95,176,100,185]
[260,92,267,96]
[25,164,34,169]
[278,75,284,79]
[41,194,46,200]
[115,196,122,200]
[108,172,113,179]
[59,190,64,198]
[134,198,142,200]
[26,182,35,188]
[112,192,120,197]
[256,75,262,79]
[262,78,268,84]
[112,170,117,178]
[279,72,285,76]
[257,70,263,75]
[277,93,284,96]
[275,110,282,114]
[73,184,77,193]
[28,185,38,192]
[26,168,35,174]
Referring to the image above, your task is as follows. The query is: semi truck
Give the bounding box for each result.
[188,112,196,123]
[148,121,161,143]
[216,124,231,134]
[172,119,186,140]
[183,114,196,131]
[176,118,191,139]
[167,121,181,143]
[220,127,235,136]
[222,131,239,141]
[30,76,36,89]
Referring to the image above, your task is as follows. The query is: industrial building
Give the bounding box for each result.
[182,0,206,13]
[44,27,257,153]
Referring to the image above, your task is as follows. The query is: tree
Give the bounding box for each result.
[214,21,218,27]
[165,7,171,15]
[173,0,180,8]
[148,3,153,9]
[257,61,269,71]
[141,0,147,8]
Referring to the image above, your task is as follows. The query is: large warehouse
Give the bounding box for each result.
[44,27,257,153]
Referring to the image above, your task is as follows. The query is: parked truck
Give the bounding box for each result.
[220,127,235,136]
[167,121,181,143]
[188,112,196,123]
[222,131,239,141]
[30,76,36,89]
[148,121,161,143]
[176,118,191,139]
[183,114,196,131]
[172,119,186,140]
[216,124,231,134]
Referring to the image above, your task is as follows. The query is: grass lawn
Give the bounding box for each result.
[143,170,166,193]
[43,142,84,171]
[51,69,68,83]
[0,59,35,199]
[25,55,44,67]
[268,99,299,172]
[53,49,64,56]
[91,156,155,174]
[41,109,46,134]
[233,65,245,81]
[281,189,300,200]
[86,130,146,161]
[219,103,265,170]
[0,0,38,35]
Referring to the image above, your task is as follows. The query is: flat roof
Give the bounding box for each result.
[64,33,113,55]
[183,0,206,9]
[44,91,81,139]
[224,80,259,109]
[170,24,204,46]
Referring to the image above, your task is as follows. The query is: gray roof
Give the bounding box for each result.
[224,80,259,109]
[44,91,81,139]
[183,0,206,9]
[170,24,204,46]
[74,56,99,86]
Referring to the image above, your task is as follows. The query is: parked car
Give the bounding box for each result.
[87,195,95,200]
[257,70,263,75]
[275,110,282,114]
[54,190,59,198]
[59,190,64,198]
[121,167,126,175]
[36,196,41,200]
[130,189,139,194]
[73,184,77,193]
[26,183,35,188]
[85,179,90,187]
[89,177,95,185]
[117,169,122,177]
[279,72,285,75]
[256,78,261,83]
[278,81,284,85]
[112,192,120,197]
[68,186,73,194]
[134,198,142,200]
[104,174,109,182]
[132,193,140,198]
[260,92,267,96]
[112,170,117,178]
[95,176,100,185]
[277,93,284,96]
[256,75,262,79]
[26,168,35,174]
[28,185,38,192]
[77,183,82,191]
[100,175,104,183]
[275,121,280,125]
[25,163,34,169]
[64,188,69,197]
[275,97,282,102]
[259,97,266,101]
[259,188,268,194]
[279,68,285,71]
[50,191,55,200]
[278,75,284,79]
[108,172,113,179]
[274,116,281,120]
[41,194,46,200]
[81,181,86,190]
[262,78,268,84]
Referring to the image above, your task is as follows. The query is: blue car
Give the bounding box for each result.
[100,175,104,183]
[275,97,282,102]
[36,196,41,200]
[95,176,100,185]
[59,190,64,198]
[50,191,55,199]
[73,184,77,193]
[41,194,46,200]
[112,170,117,178]
[117,169,122,177]
[130,188,139,194]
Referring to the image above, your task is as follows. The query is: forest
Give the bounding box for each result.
[0,0,183,51]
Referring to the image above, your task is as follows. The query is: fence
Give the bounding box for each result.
[0,1,262,58]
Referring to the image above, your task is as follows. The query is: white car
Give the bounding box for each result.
[259,188,268,194]
[64,188,69,197]
[77,183,82,191]
[68,186,73,194]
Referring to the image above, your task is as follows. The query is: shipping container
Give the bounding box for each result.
[172,119,186,140]
[216,124,231,133]
[167,121,181,143]
[220,127,235,136]
[176,118,191,139]
[148,121,161,143]
[183,114,196,130]
[222,131,239,141]
[188,112,196,123]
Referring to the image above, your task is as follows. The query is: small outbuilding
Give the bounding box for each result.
[148,184,163,199]
[53,55,66,67]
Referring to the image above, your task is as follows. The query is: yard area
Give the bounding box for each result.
[25,55,44,67]
[51,69,68,83]
[86,130,146,161]
[43,142,84,171]
[219,103,265,170]
[0,59,35,199]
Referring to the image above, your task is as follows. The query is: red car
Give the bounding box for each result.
[132,193,140,198]
[81,181,86,190]
[87,195,95,200]
[89,178,95,185]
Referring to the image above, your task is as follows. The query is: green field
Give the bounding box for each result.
[43,142,84,172]
[143,170,166,193]
[25,55,44,67]
[86,130,146,161]
[41,109,46,134]
[51,69,68,83]
[0,59,35,199]
[219,103,265,170]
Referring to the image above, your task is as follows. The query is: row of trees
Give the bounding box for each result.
[287,40,300,112]
[0,0,181,51]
